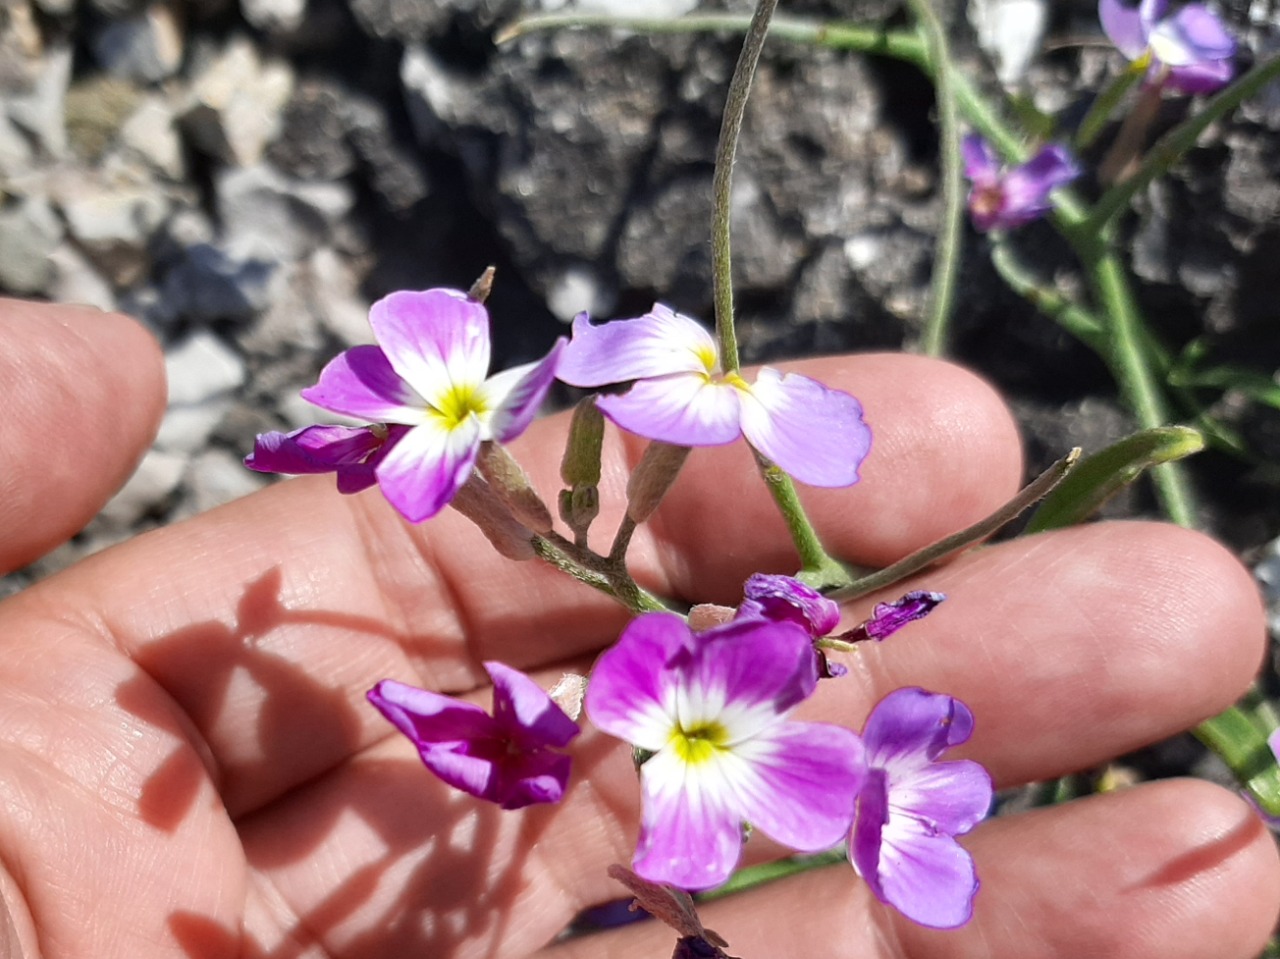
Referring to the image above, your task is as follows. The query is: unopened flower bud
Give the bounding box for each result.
[467,265,496,303]
[448,474,536,560]
[626,441,690,524]
[476,442,553,534]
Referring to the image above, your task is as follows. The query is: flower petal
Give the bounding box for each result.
[862,687,975,767]
[852,770,981,930]
[301,345,422,423]
[889,757,993,836]
[367,679,497,747]
[1149,3,1234,66]
[557,305,718,387]
[585,612,689,750]
[1164,56,1234,92]
[486,660,580,749]
[739,368,872,487]
[633,747,747,890]
[480,338,565,443]
[960,133,1000,183]
[491,750,573,809]
[596,375,743,447]
[738,573,842,637]
[731,722,865,852]
[369,289,492,401]
[245,424,384,490]
[862,590,947,641]
[374,417,480,522]
[1100,0,1151,59]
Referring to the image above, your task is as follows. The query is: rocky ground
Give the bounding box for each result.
[1,0,1279,803]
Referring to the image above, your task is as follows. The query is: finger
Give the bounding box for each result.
[8,353,1023,815]
[0,299,165,574]
[236,519,1266,956]
[537,779,1280,959]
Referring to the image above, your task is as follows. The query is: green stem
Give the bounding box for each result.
[1087,52,1280,232]
[1074,63,1144,150]
[903,0,964,357]
[710,0,779,374]
[754,453,852,590]
[989,239,1108,351]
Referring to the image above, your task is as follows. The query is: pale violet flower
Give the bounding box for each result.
[850,688,993,929]
[254,288,564,522]
[586,611,866,890]
[1100,0,1235,93]
[557,306,872,487]
[368,661,580,810]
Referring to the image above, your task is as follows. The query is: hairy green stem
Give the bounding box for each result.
[710,0,778,373]
[753,452,852,590]
[903,0,964,357]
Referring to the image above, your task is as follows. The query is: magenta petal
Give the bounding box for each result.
[633,749,746,890]
[739,573,841,637]
[301,345,420,422]
[863,591,947,641]
[369,289,491,398]
[483,338,565,443]
[558,305,716,387]
[739,368,872,487]
[1100,0,1151,58]
[863,688,975,766]
[960,133,1000,183]
[374,418,480,522]
[1164,57,1234,92]
[853,770,981,930]
[486,660,580,750]
[735,722,865,851]
[245,424,384,491]
[690,618,819,717]
[585,612,692,749]
[595,375,743,446]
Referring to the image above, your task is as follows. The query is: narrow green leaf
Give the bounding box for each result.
[1025,427,1204,534]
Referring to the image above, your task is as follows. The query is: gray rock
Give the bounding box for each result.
[3,44,71,160]
[165,330,246,405]
[46,242,117,310]
[184,448,269,515]
[0,194,63,294]
[179,36,294,166]
[98,448,188,527]
[157,243,276,324]
[0,0,42,95]
[155,401,236,454]
[216,162,354,262]
[57,174,170,286]
[240,0,308,33]
[967,0,1048,86]
[90,3,184,83]
[120,94,185,179]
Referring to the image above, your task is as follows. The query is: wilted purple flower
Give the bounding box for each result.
[843,591,947,643]
[245,423,407,492]
[1100,0,1235,94]
[368,661,580,810]
[963,135,1081,232]
[557,306,872,488]
[736,573,841,636]
[850,688,993,929]
[586,612,866,890]
[257,288,563,523]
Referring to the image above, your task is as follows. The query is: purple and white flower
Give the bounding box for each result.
[963,135,1081,232]
[246,423,407,493]
[586,612,866,890]
[850,688,993,929]
[557,306,872,488]
[253,288,564,523]
[368,661,580,810]
[1100,0,1235,94]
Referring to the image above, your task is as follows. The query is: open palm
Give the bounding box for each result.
[0,298,1276,959]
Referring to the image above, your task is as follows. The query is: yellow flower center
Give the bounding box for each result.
[429,383,489,431]
[669,720,729,765]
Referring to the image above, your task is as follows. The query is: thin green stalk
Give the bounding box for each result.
[754,453,852,591]
[1074,234,1198,527]
[709,0,778,373]
[903,0,964,357]
[1087,52,1280,232]
[989,239,1108,351]
[1074,63,1144,150]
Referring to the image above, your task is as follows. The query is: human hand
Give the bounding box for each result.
[0,298,1276,958]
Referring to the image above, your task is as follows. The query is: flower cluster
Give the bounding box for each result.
[248,284,990,932]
